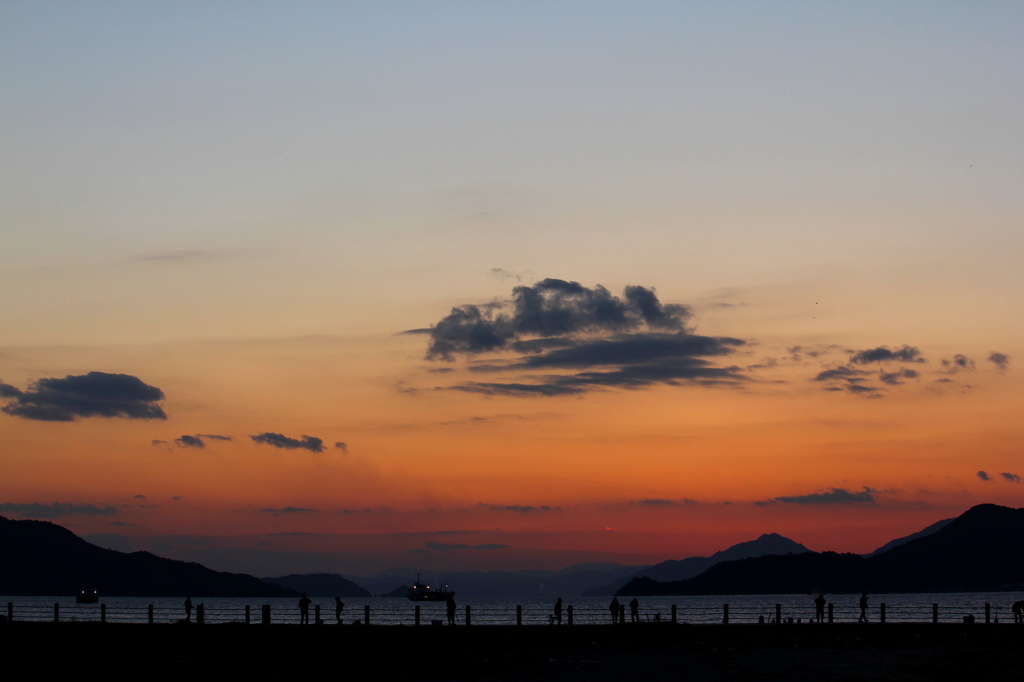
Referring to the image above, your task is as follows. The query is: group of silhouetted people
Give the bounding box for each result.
[811,593,870,623]
[605,596,640,624]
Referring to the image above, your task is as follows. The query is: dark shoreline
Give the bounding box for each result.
[6,621,1024,681]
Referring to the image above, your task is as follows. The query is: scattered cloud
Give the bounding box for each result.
[940,354,975,374]
[765,487,877,505]
[1000,473,1021,483]
[0,502,118,518]
[0,372,166,421]
[477,503,559,513]
[637,499,674,506]
[879,368,919,385]
[334,442,348,453]
[988,352,1010,372]
[250,432,324,452]
[175,435,205,449]
[424,542,509,551]
[849,345,925,365]
[977,471,991,482]
[258,507,318,515]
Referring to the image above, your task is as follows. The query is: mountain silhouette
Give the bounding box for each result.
[616,504,1024,596]
[0,515,298,597]
[585,533,809,595]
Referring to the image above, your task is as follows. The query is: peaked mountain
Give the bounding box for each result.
[0,515,298,597]
[616,504,1024,596]
[584,533,809,596]
[265,573,371,597]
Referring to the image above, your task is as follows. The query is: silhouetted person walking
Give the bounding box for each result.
[554,597,563,625]
[335,597,344,624]
[609,597,620,624]
[299,593,311,625]
[446,595,457,625]
[1012,600,1024,624]
[629,598,639,623]
[814,593,826,623]
[184,595,192,622]
[859,593,869,623]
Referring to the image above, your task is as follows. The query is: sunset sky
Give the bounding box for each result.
[1,1,1022,578]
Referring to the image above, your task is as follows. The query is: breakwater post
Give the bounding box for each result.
[314,605,321,625]
[932,603,938,624]
[723,604,729,625]
[7,602,12,621]
[415,605,420,626]
[465,605,471,626]
[775,604,781,624]
[568,605,573,625]
[828,603,833,624]
[364,604,370,625]
[985,603,991,624]
[245,605,250,625]
[54,602,59,622]
[148,604,154,624]
[880,603,886,623]
[262,604,271,625]
[101,604,106,623]
[516,605,522,626]
[671,605,677,624]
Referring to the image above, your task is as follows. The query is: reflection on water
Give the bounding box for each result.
[2,593,1021,625]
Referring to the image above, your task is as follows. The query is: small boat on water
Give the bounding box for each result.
[75,587,99,604]
[407,574,455,601]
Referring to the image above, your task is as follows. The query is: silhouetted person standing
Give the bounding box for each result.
[184,595,192,622]
[554,597,563,625]
[609,597,620,624]
[859,593,869,623]
[1012,600,1024,624]
[814,593,826,623]
[299,593,311,625]
[335,597,344,624]
[446,595,457,625]
[629,598,639,623]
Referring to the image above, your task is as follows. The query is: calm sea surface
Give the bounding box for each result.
[3,593,1020,625]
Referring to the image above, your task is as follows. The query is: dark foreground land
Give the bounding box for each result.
[5,621,1023,681]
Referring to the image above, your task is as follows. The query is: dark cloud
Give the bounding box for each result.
[334,442,348,453]
[849,345,925,365]
[422,280,751,397]
[940,354,975,374]
[813,366,869,382]
[0,372,166,422]
[977,471,991,482]
[250,432,324,452]
[879,368,920,385]
[478,503,557,513]
[426,279,691,360]
[0,502,117,518]
[424,542,509,551]
[173,434,232,449]
[258,507,318,515]
[988,352,1010,372]
[1000,473,1021,484]
[788,345,839,361]
[770,487,877,505]
[638,499,674,506]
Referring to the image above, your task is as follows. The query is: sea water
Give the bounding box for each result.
[2,593,1019,625]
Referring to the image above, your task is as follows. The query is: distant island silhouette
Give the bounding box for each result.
[616,504,1024,596]
[2,504,1020,598]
